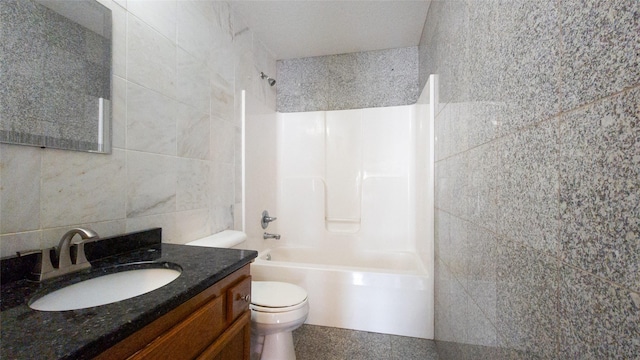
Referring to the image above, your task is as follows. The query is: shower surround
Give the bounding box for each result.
[260,100,433,338]
[245,67,436,337]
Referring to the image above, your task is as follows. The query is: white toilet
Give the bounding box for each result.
[250,281,308,360]
[185,231,309,360]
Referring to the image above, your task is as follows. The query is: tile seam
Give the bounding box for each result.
[433,83,639,165]
[499,228,639,295]
[555,3,564,354]
[437,207,639,300]
[434,114,559,163]
[556,84,640,125]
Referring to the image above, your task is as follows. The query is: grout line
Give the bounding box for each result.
[555,3,564,353]
[433,84,640,165]
[434,113,557,164]
[434,208,639,297]
[556,84,640,124]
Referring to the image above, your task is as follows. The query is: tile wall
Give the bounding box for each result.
[421,0,639,358]
[277,47,419,112]
[0,0,276,255]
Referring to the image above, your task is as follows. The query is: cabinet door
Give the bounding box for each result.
[129,296,226,360]
[196,311,251,360]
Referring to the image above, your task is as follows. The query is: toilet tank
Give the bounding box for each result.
[185,230,247,248]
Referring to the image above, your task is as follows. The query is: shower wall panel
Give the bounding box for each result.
[277,105,414,252]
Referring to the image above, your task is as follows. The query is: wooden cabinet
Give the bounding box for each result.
[95,265,252,360]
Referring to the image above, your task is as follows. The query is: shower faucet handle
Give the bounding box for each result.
[261,210,277,229]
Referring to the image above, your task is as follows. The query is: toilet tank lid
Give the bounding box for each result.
[185,230,247,248]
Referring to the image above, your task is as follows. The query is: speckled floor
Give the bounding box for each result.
[293,325,439,360]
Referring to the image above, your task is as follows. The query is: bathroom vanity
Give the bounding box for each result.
[97,264,252,359]
[0,228,258,359]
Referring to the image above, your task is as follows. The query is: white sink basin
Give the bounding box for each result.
[29,267,182,311]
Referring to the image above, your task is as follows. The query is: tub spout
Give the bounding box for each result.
[263,232,281,240]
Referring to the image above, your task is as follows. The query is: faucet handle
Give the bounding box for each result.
[17,248,55,281]
[16,249,44,257]
[261,210,278,229]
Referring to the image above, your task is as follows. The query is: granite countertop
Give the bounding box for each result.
[0,228,257,360]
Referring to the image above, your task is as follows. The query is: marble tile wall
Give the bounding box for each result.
[276,47,419,112]
[422,0,639,358]
[0,0,277,255]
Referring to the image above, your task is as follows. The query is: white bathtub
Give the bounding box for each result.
[250,247,434,339]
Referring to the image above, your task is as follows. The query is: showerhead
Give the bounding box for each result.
[260,72,276,87]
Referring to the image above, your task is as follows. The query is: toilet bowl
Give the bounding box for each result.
[250,281,309,360]
[185,231,309,360]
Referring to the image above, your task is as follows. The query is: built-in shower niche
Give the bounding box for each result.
[278,106,414,251]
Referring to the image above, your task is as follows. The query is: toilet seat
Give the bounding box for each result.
[251,281,308,313]
[251,300,308,313]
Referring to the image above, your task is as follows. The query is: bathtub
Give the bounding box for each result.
[250,247,434,339]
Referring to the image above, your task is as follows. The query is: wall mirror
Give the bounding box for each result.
[0,0,112,153]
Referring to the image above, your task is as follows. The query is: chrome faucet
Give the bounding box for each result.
[17,228,99,281]
[261,210,277,229]
[56,228,98,269]
[263,232,281,240]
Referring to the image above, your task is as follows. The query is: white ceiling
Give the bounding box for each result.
[229,1,431,60]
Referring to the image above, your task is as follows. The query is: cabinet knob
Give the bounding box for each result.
[237,294,251,303]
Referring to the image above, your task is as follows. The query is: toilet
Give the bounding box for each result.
[250,281,308,360]
[185,231,309,360]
